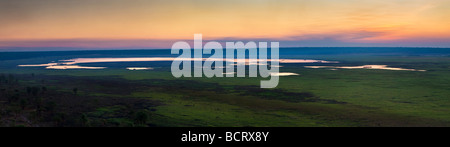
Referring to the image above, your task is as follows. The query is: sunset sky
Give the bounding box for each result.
[1,0,450,50]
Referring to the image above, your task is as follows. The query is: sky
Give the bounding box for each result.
[1,0,450,50]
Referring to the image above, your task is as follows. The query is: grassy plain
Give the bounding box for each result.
[0,51,449,127]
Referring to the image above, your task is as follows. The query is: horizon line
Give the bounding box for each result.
[1,46,450,52]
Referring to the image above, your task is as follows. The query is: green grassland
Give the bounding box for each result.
[0,54,449,127]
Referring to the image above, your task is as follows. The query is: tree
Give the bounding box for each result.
[53,112,67,126]
[45,101,57,116]
[0,74,5,84]
[26,87,32,95]
[31,87,40,97]
[80,113,90,127]
[8,93,19,103]
[20,99,27,110]
[7,74,14,84]
[134,110,149,125]
[35,98,43,117]
[73,88,78,95]
[6,74,18,85]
